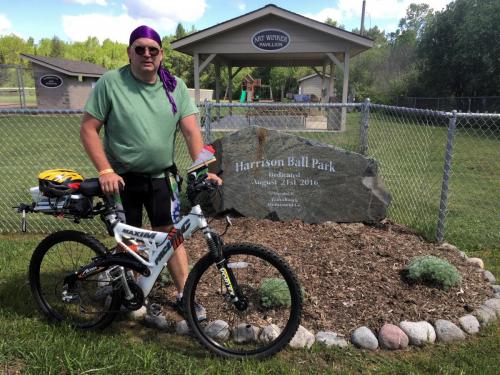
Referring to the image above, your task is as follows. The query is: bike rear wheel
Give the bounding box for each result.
[183,243,302,359]
[29,230,120,329]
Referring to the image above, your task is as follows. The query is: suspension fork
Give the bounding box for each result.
[205,231,248,310]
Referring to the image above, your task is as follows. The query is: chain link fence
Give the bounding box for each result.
[1,102,498,254]
[390,96,500,113]
[0,109,196,234]
[0,65,35,109]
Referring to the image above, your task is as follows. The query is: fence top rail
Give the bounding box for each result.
[0,109,84,115]
[201,101,362,109]
[370,103,453,117]
[371,103,500,117]
[0,87,36,91]
[454,112,500,119]
[394,95,500,100]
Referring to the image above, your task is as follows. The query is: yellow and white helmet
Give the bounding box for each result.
[38,169,84,197]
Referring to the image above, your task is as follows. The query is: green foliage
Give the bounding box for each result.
[405,255,462,290]
[0,0,498,101]
[417,0,500,96]
[324,17,344,30]
[0,35,128,73]
[259,278,291,308]
[50,36,65,58]
[174,23,187,39]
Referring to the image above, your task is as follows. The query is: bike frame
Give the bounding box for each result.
[107,204,209,297]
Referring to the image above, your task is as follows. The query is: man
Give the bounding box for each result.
[80,25,220,319]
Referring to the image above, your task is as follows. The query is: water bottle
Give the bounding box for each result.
[29,187,40,202]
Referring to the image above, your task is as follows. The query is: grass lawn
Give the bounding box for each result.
[0,93,37,108]
[0,234,499,374]
[0,109,498,373]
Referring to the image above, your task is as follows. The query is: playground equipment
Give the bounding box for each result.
[240,75,273,102]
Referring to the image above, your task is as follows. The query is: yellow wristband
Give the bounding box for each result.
[99,168,115,176]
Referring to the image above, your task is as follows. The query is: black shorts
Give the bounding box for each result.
[119,173,172,228]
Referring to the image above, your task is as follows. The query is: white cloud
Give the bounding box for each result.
[304,8,342,24]
[123,0,206,23]
[67,0,108,5]
[62,13,175,43]
[62,0,208,42]
[0,13,12,34]
[306,1,453,32]
[237,2,247,11]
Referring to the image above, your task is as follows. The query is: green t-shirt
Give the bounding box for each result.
[84,65,198,175]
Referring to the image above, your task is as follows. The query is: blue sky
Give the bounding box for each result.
[0,0,453,44]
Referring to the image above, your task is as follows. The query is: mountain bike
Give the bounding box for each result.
[17,165,303,359]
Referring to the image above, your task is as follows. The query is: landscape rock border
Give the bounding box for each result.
[131,242,498,351]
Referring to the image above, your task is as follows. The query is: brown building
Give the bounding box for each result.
[171,4,372,129]
[20,54,106,109]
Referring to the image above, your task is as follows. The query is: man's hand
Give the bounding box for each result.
[99,172,125,195]
[207,172,222,186]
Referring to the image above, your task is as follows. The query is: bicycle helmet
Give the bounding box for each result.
[38,169,84,197]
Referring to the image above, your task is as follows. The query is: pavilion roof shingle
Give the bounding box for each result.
[20,53,107,77]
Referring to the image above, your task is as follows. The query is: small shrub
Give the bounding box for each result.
[405,255,462,290]
[259,278,291,308]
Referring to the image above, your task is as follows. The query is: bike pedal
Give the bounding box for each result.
[62,291,80,303]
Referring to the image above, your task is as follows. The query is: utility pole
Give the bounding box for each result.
[360,0,366,35]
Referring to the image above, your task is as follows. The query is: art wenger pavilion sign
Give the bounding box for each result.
[251,29,290,51]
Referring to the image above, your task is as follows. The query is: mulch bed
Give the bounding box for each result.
[152,217,493,336]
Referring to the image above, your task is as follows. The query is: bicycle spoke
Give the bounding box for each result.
[184,244,302,358]
[30,231,119,329]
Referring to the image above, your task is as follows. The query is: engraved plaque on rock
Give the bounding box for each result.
[211,127,390,223]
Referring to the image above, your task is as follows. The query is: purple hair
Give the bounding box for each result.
[129,25,177,114]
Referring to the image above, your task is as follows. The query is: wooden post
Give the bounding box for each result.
[194,53,200,105]
[215,62,221,120]
[322,63,327,102]
[228,64,233,103]
[328,62,334,101]
[215,62,220,102]
[341,51,350,131]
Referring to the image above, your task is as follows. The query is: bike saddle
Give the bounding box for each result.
[79,178,103,197]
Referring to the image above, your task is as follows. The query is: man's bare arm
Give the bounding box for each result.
[80,112,124,194]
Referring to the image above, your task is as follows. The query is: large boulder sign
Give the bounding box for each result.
[210,127,390,223]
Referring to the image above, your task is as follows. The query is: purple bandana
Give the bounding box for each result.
[129,25,177,114]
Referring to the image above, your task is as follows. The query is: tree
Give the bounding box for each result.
[50,36,65,58]
[268,67,299,101]
[175,23,187,39]
[324,17,345,30]
[0,34,29,64]
[36,38,53,56]
[417,0,500,96]
[346,27,392,102]
[392,3,433,42]
[162,35,194,85]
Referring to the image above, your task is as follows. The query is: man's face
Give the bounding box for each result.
[127,37,163,74]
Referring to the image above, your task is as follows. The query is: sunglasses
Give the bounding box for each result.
[134,45,160,57]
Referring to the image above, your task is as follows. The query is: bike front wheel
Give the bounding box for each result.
[29,230,120,329]
[183,243,302,359]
